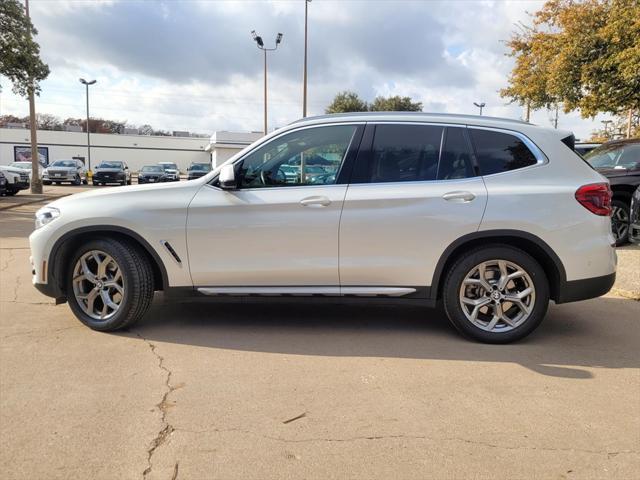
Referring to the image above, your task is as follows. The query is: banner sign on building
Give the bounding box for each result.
[14,146,49,166]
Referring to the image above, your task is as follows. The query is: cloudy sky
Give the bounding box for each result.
[1,0,613,139]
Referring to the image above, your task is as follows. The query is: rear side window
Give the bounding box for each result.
[367,124,443,183]
[469,129,538,175]
[438,127,475,180]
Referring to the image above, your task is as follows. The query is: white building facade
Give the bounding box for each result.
[0,128,265,172]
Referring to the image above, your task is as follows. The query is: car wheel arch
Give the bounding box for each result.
[48,226,168,297]
[430,230,567,303]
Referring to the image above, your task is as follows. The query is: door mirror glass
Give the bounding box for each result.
[219,164,236,189]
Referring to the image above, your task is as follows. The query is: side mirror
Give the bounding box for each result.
[219,164,237,189]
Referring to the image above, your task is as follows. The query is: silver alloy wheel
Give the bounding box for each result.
[72,250,124,321]
[611,204,629,241]
[459,259,535,332]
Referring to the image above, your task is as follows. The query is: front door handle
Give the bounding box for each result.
[442,191,476,203]
[300,196,331,207]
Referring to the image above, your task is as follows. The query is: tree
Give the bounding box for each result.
[325,91,369,114]
[1,0,50,193]
[0,0,50,96]
[36,113,62,130]
[369,95,422,112]
[501,0,640,136]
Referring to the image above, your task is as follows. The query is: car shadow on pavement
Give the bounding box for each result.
[119,295,639,380]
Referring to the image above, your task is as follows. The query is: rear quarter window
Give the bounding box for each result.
[469,129,538,175]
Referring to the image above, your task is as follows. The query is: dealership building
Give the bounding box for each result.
[0,127,262,172]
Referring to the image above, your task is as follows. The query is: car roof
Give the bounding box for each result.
[289,112,530,128]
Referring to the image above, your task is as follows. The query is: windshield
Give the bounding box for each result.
[10,162,31,170]
[159,163,177,170]
[50,160,77,168]
[141,166,163,173]
[585,143,640,169]
[97,161,123,169]
[189,163,210,171]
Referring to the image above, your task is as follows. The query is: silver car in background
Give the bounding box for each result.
[43,159,88,185]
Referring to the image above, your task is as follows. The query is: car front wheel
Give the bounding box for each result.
[443,245,549,343]
[66,238,154,331]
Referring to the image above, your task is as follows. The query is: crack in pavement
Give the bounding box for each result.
[135,331,179,480]
[175,427,637,458]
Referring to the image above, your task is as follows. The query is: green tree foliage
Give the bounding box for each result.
[501,0,640,120]
[0,0,50,97]
[325,91,369,114]
[325,91,423,114]
[369,95,422,112]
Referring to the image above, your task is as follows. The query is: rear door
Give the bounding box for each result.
[339,123,488,294]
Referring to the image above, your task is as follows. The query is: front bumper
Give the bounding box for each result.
[93,173,125,183]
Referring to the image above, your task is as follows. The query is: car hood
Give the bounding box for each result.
[139,171,164,175]
[46,166,76,171]
[594,167,629,178]
[94,168,124,173]
[0,165,24,174]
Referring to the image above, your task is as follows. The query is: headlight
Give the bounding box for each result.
[35,206,60,229]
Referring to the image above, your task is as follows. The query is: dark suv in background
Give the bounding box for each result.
[187,162,212,180]
[584,139,640,245]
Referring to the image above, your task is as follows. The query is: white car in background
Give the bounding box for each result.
[42,159,88,185]
[0,165,30,195]
[10,161,43,180]
[158,162,180,181]
[29,113,616,343]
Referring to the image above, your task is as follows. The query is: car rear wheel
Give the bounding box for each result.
[443,245,549,343]
[66,238,154,331]
[611,199,630,246]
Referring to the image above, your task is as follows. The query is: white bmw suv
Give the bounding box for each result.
[29,113,616,343]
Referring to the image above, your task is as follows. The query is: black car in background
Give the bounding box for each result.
[93,161,132,186]
[584,139,640,245]
[187,162,212,180]
[138,165,169,184]
[0,172,7,196]
[629,186,640,244]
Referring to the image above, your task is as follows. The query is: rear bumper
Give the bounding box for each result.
[556,272,616,304]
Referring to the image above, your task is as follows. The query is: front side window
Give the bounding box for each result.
[238,125,358,188]
[366,124,443,183]
[469,129,538,175]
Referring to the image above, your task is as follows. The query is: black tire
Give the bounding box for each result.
[43,180,51,185]
[73,175,81,186]
[442,244,549,344]
[611,199,630,246]
[127,178,132,185]
[5,189,17,196]
[66,238,154,331]
[83,178,88,185]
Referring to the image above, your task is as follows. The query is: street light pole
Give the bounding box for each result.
[252,31,283,135]
[473,102,486,116]
[302,0,311,117]
[79,78,96,170]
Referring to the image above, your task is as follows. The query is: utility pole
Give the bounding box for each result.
[302,0,311,117]
[601,120,613,138]
[79,78,96,170]
[627,109,633,138]
[25,0,42,194]
[473,102,485,116]
[251,31,283,135]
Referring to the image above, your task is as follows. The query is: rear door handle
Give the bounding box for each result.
[442,191,476,203]
[300,196,331,207]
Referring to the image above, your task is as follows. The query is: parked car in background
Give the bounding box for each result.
[158,162,180,181]
[574,143,601,157]
[43,160,88,185]
[29,113,616,343]
[629,186,640,244]
[138,165,169,184]
[187,162,212,180]
[93,161,131,186]
[584,139,640,245]
[0,172,8,196]
[10,161,43,180]
[0,165,30,195]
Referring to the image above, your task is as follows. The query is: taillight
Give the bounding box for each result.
[575,183,612,216]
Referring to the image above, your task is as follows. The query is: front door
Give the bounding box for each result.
[187,124,363,288]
